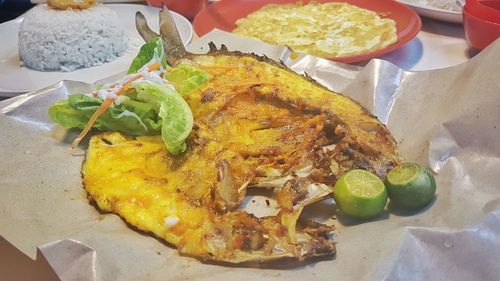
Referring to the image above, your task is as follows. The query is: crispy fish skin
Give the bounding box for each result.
[84,132,335,263]
[83,51,401,263]
[182,51,401,178]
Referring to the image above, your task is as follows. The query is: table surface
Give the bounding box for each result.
[0,11,474,281]
[382,18,472,71]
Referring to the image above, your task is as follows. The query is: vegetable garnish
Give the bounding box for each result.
[164,65,210,96]
[133,81,193,154]
[128,37,167,74]
[48,94,158,135]
[70,62,161,149]
[49,37,210,154]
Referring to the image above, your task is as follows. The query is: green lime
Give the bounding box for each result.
[386,163,436,210]
[333,169,387,219]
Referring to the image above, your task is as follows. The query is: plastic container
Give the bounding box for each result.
[146,0,207,20]
[463,5,500,49]
[465,0,500,23]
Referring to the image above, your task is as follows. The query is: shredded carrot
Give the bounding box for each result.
[71,62,161,149]
[91,81,120,97]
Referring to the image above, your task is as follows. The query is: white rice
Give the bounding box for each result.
[404,0,461,12]
[18,4,128,72]
[427,0,461,11]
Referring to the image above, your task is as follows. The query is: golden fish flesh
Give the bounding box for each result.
[82,9,402,264]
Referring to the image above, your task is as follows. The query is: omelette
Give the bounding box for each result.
[233,2,398,58]
[81,10,402,263]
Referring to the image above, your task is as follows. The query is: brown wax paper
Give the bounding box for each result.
[1,30,500,281]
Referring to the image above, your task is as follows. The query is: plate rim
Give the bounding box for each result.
[396,0,463,23]
[397,0,462,15]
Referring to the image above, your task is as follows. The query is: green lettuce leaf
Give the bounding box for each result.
[48,99,95,130]
[48,94,161,136]
[128,37,167,74]
[133,81,193,155]
[49,35,211,154]
[164,65,210,96]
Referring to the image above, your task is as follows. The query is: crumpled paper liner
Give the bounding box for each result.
[1,30,499,281]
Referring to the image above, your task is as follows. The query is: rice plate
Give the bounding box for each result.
[18,4,128,72]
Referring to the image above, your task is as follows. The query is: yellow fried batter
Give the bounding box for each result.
[48,0,96,10]
[233,3,398,58]
[83,52,401,263]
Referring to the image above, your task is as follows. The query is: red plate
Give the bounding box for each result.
[193,0,422,63]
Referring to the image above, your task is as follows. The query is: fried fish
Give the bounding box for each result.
[82,9,402,263]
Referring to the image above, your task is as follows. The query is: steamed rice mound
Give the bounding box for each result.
[18,4,128,72]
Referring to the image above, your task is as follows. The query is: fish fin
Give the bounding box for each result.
[159,8,188,64]
[135,11,159,42]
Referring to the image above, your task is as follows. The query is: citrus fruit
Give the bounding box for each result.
[386,163,436,210]
[333,169,387,219]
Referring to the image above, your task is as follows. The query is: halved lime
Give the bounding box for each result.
[333,169,387,219]
[386,163,436,210]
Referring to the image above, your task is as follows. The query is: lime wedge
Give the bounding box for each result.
[333,169,387,219]
[386,163,436,210]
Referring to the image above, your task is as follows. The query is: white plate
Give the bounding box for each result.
[397,0,463,23]
[0,4,193,97]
